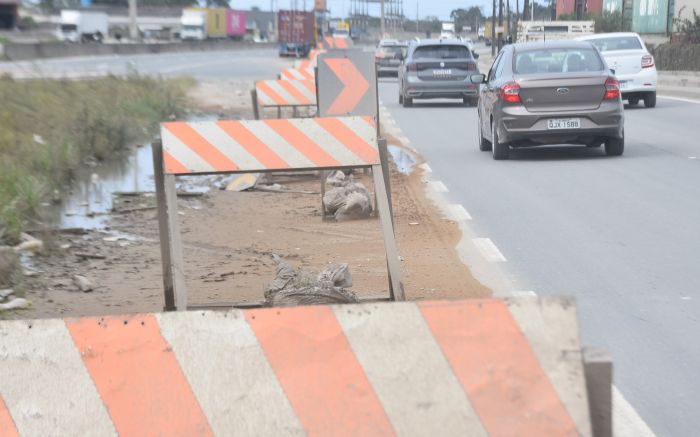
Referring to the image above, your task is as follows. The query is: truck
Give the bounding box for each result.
[227,10,247,40]
[0,0,18,30]
[516,20,594,43]
[180,8,227,40]
[330,20,350,38]
[278,10,316,57]
[56,10,108,43]
[440,21,455,39]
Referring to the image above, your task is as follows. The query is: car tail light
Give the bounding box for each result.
[604,77,620,100]
[500,81,521,104]
[406,62,417,72]
[641,54,655,68]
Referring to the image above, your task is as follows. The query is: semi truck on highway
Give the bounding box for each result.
[56,10,108,43]
[440,21,456,38]
[278,10,316,57]
[180,8,227,40]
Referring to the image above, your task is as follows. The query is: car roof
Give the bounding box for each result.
[577,32,641,40]
[512,40,596,51]
[412,38,470,47]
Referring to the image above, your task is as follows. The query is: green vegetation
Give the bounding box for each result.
[0,75,192,245]
[0,36,10,44]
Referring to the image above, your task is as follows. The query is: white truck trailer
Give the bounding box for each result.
[57,10,108,43]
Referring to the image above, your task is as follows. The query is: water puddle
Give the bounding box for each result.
[387,145,417,175]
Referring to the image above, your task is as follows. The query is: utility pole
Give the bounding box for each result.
[498,0,503,50]
[492,0,496,56]
[380,0,385,38]
[128,0,137,40]
[507,0,511,41]
[523,0,530,20]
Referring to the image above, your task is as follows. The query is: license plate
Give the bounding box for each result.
[619,80,629,89]
[433,69,452,77]
[547,118,580,129]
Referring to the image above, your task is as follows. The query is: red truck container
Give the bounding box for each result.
[227,10,246,38]
[0,0,19,29]
[278,10,316,57]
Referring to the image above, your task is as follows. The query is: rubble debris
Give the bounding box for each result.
[73,275,95,292]
[323,176,372,221]
[0,298,31,311]
[16,233,44,254]
[326,170,348,187]
[225,173,260,192]
[264,255,358,307]
[0,289,14,300]
[75,252,107,260]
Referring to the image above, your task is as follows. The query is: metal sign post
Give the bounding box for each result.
[153,116,405,310]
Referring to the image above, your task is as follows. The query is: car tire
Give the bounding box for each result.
[399,92,403,104]
[463,97,471,107]
[644,92,656,108]
[403,96,413,108]
[605,131,624,156]
[478,110,491,151]
[491,121,509,160]
[628,97,639,105]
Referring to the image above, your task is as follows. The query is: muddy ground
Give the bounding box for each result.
[2,81,490,319]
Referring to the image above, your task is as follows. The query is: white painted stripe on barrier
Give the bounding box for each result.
[334,303,488,437]
[472,238,507,262]
[156,312,305,436]
[257,90,276,106]
[0,319,117,436]
[293,119,370,166]
[265,80,300,104]
[242,122,316,169]
[448,204,472,221]
[294,82,317,103]
[510,290,537,297]
[161,127,216,173]
[339,117,377,144]
[429,181,449,193]
[188,123,264,171]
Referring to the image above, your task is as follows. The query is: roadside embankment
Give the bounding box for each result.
[0,75,192,246]
[0,40,274,62]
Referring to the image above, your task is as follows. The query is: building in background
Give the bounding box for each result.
[556,0,604,18]
[0,0,18,29]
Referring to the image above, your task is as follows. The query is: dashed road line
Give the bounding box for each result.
[447,204,472,221]
[428,181,449,193]
[472,238,507,262]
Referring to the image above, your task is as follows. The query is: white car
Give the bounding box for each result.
[578,32,657,107]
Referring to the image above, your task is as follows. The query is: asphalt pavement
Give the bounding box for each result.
[3,46,696,436]
[378,78,699,437]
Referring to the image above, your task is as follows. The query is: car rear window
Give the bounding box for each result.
[413,45,470,60]
[514,48,603,74]
[587,36,643,52]
[378,45,407,57]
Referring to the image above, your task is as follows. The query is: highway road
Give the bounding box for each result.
[378,79,699,437]
[3,47,696,435]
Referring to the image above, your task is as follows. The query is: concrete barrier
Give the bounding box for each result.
[0,298,594,436]
[1,40,276,62]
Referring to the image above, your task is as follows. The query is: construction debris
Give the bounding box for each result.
[0,298,31,311]
[323,175,372,221]
[73,275,95,292]
[264,255,358,307]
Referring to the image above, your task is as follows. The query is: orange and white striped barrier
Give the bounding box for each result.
[0,299,593,436]
[153,115,402,310]
[318,36,353,50]
[160,116,376,175]
[280,66,315,81]
[252,79,317,119]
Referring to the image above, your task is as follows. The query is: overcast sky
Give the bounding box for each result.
[232,1,495,21]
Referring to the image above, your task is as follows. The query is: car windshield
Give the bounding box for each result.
[378,45,407,58]
[413,45,469,60]
[587,36,643,52]
[514,48,603,74]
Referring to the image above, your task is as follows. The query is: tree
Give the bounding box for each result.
[675,9,700,43]
[450,6,484,32]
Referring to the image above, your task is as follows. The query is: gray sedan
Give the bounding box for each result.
[398,39,481,107]
[472,41,625,160]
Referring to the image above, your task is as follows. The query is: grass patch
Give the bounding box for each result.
[0,36,10,44]
[0,75,193,245]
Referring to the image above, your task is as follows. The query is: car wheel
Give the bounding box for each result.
[586,141,602,148]
[462,97,471,107]
[478,110,491,151]
[644,92,656,108]
[491,121,509,160]
[403,96,413,108]
[605,131,624,156]
[399,91,403,104]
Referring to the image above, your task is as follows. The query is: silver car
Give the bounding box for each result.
[375,40,408,77]
[472,41,625,160]
[398,39,481,107]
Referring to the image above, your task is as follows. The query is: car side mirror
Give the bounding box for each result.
[472,51,480,59]
[470,74,486,84]
[610,68,616,75]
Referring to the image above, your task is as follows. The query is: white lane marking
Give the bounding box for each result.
[428,181,448,193]
[613,386,656,437]
[419,163,432,173]
[689,156,697,159]
[507,290,657,437]
[657,95,700,104]
[448,204,472,221]
[472,238,507,262]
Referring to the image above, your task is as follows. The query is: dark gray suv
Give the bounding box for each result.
[472,41,625,160]
[398,39,481,107]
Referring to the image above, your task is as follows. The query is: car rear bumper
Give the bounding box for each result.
[377,65,400,75]
[498,101,624,145]
[404,76,480,99]
[617,67,657,94]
